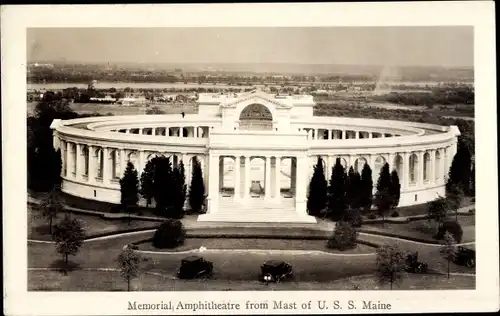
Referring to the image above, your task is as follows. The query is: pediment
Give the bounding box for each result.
[222,90,292,109]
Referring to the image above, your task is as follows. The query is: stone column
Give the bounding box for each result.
[75,143,82,181]
[265,156,271,199]
[125,129,130,134]
[441,148,447,184]
[244,156,251,199]
[138,150,145,175]
[194,127,198,138]
[328,130,333,140]
[165,127,169,136]
[179,126,184,137]
[66,142,73,178]
[403,152,410,189]
[275,156,281,199]
[207,154,219,214]
[291,158,297,195]
[295,156,308,216]
[234,156,241,200]
[368,132,373,138]
[327,155,334,181]
[418,151,425,186]
[314,129,318,140]
[120,148,126,178]
[88,145,95,184]
[138,128,143,135]
[430,150,436,184]
[219,157,224,191]
[341,130,345,139]
[388,153,395,171]
[355,131,360,139]
[102,147,109,185]
[152,128,156,136]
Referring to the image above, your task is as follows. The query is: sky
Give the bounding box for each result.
[27,27,474,67]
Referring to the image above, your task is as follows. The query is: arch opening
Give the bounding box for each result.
[239,103,273,130]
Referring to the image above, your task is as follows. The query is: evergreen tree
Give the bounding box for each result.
[152,156,173,215]
[446,140,472,196]
[374,163,392,224]
[119,162,140,218]
[389,170,401,209]
[139,160,155,207]
[171,160,187,218]
[189,157,206,214]
[470,162,475,196]
[360,164,374,212]
[307,157,328,216]
[346,167,361,210]
[328,158,347,221]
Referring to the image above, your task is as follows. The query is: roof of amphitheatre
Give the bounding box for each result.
[53,89,460,144]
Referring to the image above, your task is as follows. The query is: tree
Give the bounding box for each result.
[152,219,186,249]
[117,246,141,291]
[328,158,348,221]
[374,163,392,225]
[446,141,472,196]
[389,170,401,209]
[119,162,140,220]
[470,162,475,196]
[307,157,328,216]
[171,160,187,218]
[375,244,406,290]
[28,93,78,192]
[152,156,174,215]
[359,164,374,212]
[428,197,449,225]
[189,157,205,214]
[327,221,358,250]
[52,215,85,273]
[140,159,155,207]
[440,232,458,279]
[346,166,361,210]
[39,188,63,235]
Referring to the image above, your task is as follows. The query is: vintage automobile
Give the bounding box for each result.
[259,260,293,283]
[177,256,213,279]
[453,246,476,268]
[404,251,429,273]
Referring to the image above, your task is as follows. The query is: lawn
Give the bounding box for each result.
[362,215,475,243]
[28,270,474,291]
[28,205,159,241]
[29,239,377,284]
[136,237,375,254]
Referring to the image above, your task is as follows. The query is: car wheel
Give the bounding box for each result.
[466,258,475,268]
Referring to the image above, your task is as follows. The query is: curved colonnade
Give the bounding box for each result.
[52,113,459,222]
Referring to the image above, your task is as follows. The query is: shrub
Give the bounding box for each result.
[152,219,186,249]
[344,209,363,227]
[390,211,399,217]
[436,221,463,243]
[368,213,377,220]
[327,221,358,251]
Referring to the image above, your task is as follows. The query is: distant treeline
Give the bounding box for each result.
[372,86,474,106]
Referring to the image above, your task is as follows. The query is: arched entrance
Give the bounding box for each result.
[239,103,273,130]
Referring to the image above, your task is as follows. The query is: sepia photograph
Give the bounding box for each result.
[26,25,477,291]
[2,2,498,315]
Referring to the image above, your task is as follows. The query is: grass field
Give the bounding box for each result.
[28,205,159,241]
[363,215,475,243]
[136,237,375,254]
[28,269,474,291]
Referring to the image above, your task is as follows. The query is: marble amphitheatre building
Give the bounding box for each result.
[51,89,460,223]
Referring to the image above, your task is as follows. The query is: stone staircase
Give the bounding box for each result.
[197,195,317,223]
